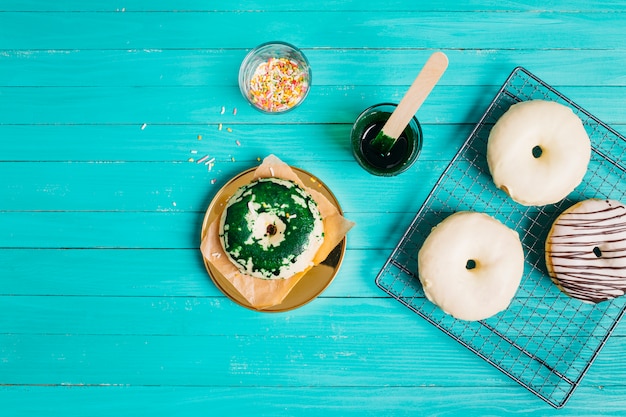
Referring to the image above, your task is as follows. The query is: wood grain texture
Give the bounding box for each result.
[2,1,626,416]
[1,11,626,50]
[1,386,625,417]
[0,124,467,161]
[3,1,626,12]
[2,85,625,126]
[2,49,626,87]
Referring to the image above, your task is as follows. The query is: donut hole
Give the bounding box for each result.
[532,145,543,159]
[466,259,477,270]
[266,224,277,236]
[593,246,603,258]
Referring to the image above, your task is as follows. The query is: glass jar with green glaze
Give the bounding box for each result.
[350,103,423,176]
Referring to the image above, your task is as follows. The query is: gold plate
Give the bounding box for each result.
[200,166,347,312]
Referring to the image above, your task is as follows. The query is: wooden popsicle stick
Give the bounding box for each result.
[371,51,448,155]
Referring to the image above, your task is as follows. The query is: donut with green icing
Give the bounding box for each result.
[219,177,324,279]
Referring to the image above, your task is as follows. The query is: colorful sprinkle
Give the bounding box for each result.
[220,106,225,115]
[236,140,241,146]
[141,123,147,130]
[196,155,209,164]
[233,107,238,115]
[205,157,216,166]
[248,57,308,112]
[218,123,222,131]
[226,127,232,133]
[197,135,203,140]
[211,179,217,184]
[190,150,198,154]
[188,158,194,162]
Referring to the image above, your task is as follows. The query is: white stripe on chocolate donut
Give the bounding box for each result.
[545,199,626,304]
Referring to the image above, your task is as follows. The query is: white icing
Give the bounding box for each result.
[487,100,591,206]
[245,211,287,250]
[417,211,524,321]
[291,194,307,208]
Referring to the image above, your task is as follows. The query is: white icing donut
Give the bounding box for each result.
[487,100,591,206]
[545,198,626,304]
[417,211,525,321]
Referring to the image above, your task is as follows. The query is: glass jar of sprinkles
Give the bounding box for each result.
[238,41,311,114]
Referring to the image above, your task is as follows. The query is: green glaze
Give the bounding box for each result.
[351,103,422,176]
[220,178,323,279]
[369,130,397,155]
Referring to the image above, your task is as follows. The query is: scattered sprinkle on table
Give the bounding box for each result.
[196,155,209,164]
[248,57,309,112]
[226,127,232,133]
[220,106,225,115]
[141,123,147,130]
[211,179,217,185]
[218,123,223,131]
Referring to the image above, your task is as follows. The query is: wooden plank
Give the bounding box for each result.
[0,160,448,212]
[3,0,626,12]
[1,296,435,337]
[1,330,625,387]
[2,49,626,87]
[0,124,468,162]
[0,385,623,417]
[0,328,622,386]
[1,12,626,50]
[0,248,387,298]
[2,294,626,337]
[0,332,514,387]
[0,85,484,125]
[0,85,495,125]
[1,85,625,125]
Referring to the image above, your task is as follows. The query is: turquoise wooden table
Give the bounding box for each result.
[2,1,626,415]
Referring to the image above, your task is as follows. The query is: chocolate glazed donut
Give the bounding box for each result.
[545,199,626,303]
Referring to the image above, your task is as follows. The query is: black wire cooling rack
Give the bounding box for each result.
[375,67,626,408]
